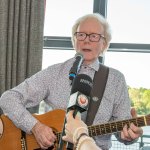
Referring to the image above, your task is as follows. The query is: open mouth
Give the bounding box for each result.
[82,49,92,52]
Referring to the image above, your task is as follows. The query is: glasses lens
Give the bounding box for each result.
[90,34,100,42]
[76,32,86,41]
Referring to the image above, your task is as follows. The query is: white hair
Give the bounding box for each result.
[71,13,112,51]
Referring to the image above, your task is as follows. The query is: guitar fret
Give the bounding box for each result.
[137,117,145,127]
[95,125,101,135]
[91,126,97,136]
[130,118,138,126]
[88,126,92,136]
[93,126,97,136]
[116,121,123,131]
[88,126,95,136]
[146,115,150,125]
[105,123,111,134]
[144,116,147,126]
[100,124,106,134]
[111,122,117,133]
[56,132,60,143]
[123,120,130,128]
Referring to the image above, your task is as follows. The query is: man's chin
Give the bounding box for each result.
[83,58,95,65]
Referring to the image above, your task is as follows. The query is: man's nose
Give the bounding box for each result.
[84,35,90,42]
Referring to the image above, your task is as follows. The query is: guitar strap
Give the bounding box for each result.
[85,64,109,126]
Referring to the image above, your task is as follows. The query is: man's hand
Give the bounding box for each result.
[121,107,143,141]
[32,121,56,149]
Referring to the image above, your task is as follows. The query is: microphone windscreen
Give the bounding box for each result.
[71,74,93,96]
[75,52,83,58]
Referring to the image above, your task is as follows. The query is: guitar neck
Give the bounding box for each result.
[88,115,150,137]
[56,114,150,142]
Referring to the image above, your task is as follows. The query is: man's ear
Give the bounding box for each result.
[101,39,107,53]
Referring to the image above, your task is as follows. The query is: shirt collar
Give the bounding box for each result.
[82,58,100,71]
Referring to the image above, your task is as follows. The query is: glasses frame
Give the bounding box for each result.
[74,32,105,42]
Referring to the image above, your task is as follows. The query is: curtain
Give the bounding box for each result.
[0,0,45,113]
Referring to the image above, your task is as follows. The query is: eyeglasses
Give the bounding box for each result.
[74,32,105,42]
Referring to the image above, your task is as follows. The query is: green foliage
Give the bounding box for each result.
[128,86,150,115]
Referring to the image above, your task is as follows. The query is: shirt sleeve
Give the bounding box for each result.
[0,67,53,133]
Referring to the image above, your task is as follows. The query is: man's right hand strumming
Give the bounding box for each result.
[32,121,56,149]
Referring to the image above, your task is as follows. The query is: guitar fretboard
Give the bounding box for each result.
[56,114,150,142]
[88,115,150,137]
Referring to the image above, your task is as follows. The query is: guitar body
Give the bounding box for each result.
[0,109,149,150]
[0,109,66,150]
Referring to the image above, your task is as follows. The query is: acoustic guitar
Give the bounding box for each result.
[0,109,150,150]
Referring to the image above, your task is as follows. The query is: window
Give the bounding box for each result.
[105,52,150,89]
[44,0,93,36]
[107,0,150,44]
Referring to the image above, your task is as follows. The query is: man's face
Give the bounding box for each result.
[74,18,105,65]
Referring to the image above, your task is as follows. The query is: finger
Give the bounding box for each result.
[46,135,56,144]
[121,130,132,141]
[122,124,139,141]
[121,125,132,141]
[62,135,72,143]
[75,112,81,120]
[42,136,54,147]
[127,127,138,139]
[131,107,137,118]
[40,144,49,150]
[68,110,74,115]
[66,110,74,119]
[42,131,56,147]
[122,125,129,138]
[62,135,67,141]
[45,128,56,141]
[65,128,68,135]
[130,123,143,136]
[130,123,138,132]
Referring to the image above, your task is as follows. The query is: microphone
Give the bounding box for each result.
[58,74,93,150]
[67,74,92,114]
[69,53,83,81]
[66,74,93,150]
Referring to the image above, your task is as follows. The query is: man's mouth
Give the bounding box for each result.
[82,49,92,52]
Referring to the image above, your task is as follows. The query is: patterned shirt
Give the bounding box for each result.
[0,57,132,150]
